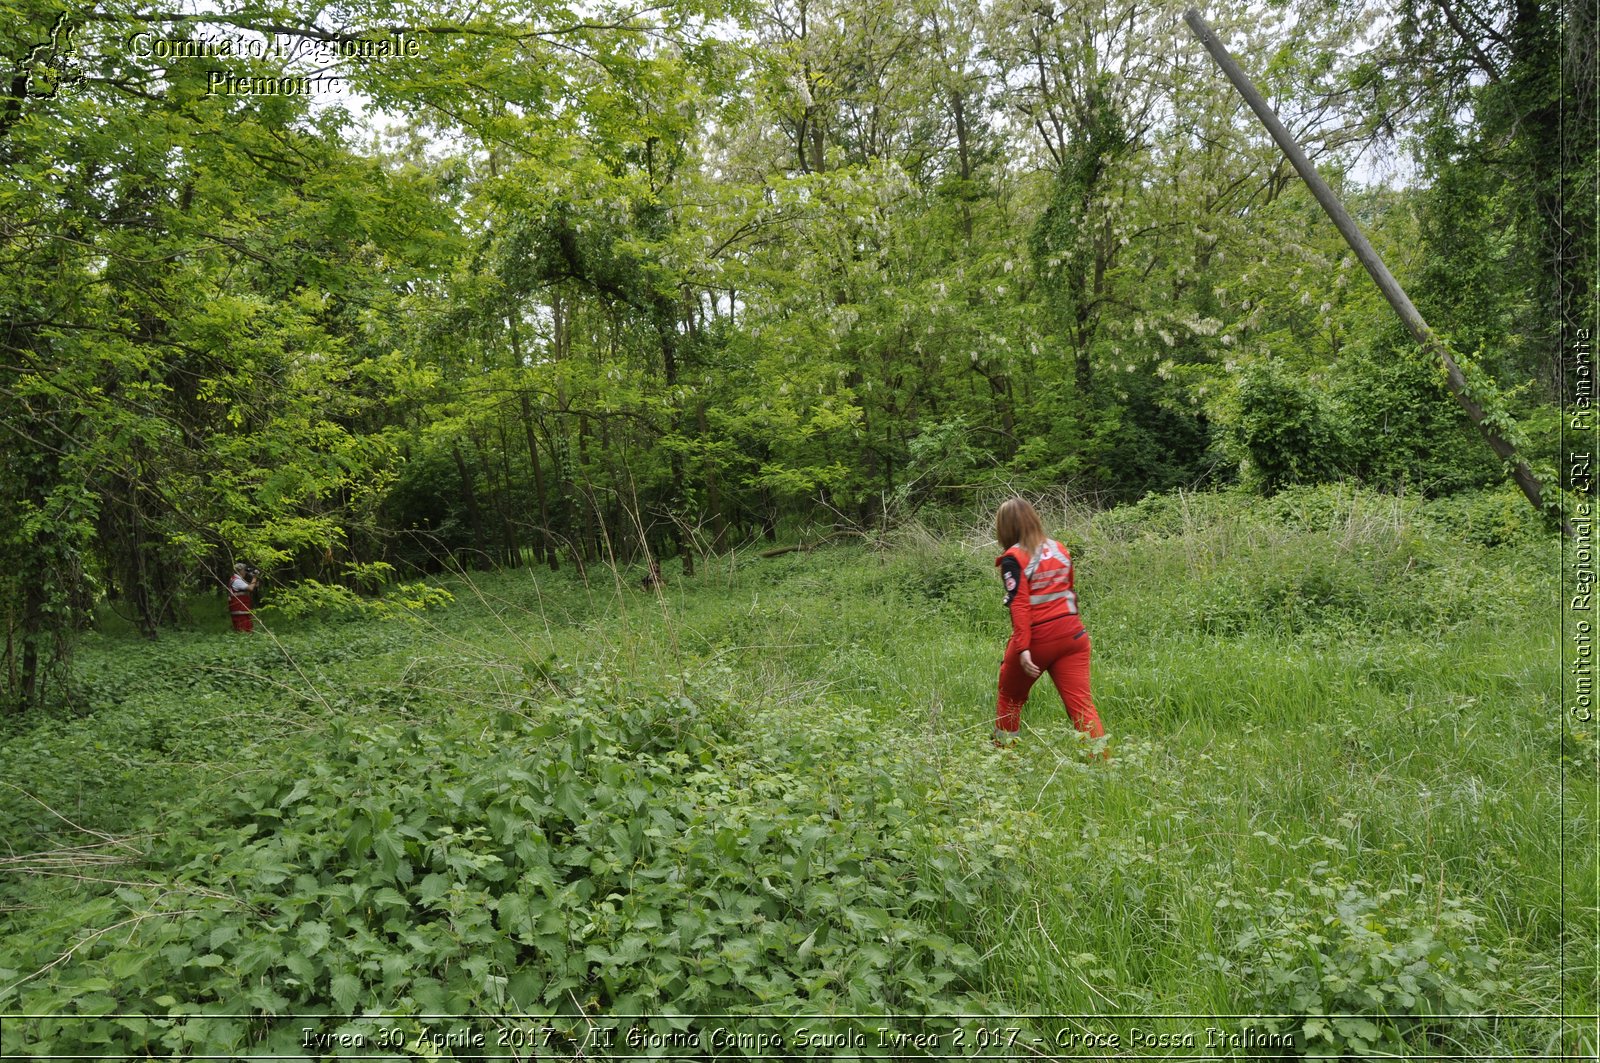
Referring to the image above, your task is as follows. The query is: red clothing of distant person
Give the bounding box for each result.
[228,571,255,633]
[994,532,1104,742]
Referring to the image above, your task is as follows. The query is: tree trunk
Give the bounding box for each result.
[494,417,523,567]
[452,442,487,564]
[953,88,974,242]
[697,399,724,549]
[18,584,42,710]
[519,392,557,569]
[470,432,513,567]
[654,292,695,577]
[577,414,597,564]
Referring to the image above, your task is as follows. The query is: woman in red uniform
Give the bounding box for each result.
[992,498,1105,749]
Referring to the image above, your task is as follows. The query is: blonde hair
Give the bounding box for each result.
[995,497,1046,555]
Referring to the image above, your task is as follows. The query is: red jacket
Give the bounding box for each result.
[997,539,1082,652]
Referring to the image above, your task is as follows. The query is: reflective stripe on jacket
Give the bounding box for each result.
[1000,539,1078,626]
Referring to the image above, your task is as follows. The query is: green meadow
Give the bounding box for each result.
[0,485,1589,1058]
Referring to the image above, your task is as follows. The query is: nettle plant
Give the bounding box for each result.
[1,668,999,1057]
[1213,859,1504,1057]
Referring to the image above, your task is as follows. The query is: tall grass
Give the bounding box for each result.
[692,484,1580,1054]
[0,483,1584,1058]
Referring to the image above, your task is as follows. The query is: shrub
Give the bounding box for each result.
[1222,361,1353,493]
[1213,869,1504,1057]
[1422,484,1554,548]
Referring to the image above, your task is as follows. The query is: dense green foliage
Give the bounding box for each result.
[2,0,1590,710]
[5,682,998,1051]
[0,486,1587,1056]
[0,0,1590,1049]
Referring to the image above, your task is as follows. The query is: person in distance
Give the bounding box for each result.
[227,563,259,633]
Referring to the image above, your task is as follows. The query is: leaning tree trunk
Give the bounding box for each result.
[1183,7,1571,536]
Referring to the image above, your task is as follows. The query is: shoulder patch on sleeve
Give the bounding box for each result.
[999,555,1022,606]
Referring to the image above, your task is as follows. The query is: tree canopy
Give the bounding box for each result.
[2,0,1589,709]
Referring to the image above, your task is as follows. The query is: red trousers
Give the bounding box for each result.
[996,618,1103,737]
[228,590,253,633]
